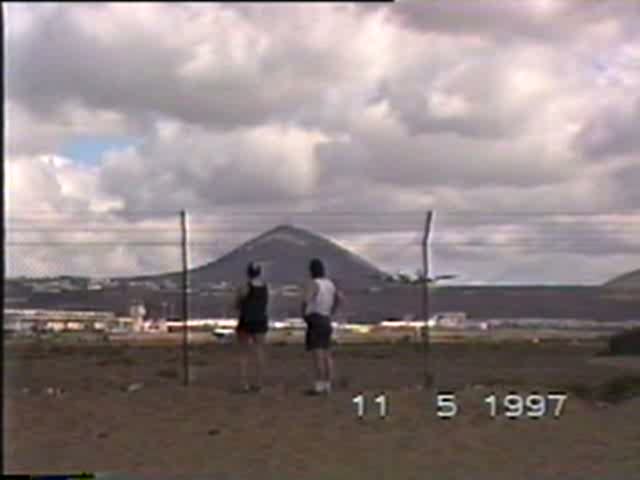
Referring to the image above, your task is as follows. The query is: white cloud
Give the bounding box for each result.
[6,100,132,156]
[5,2,640,283]
[96,122,329,214]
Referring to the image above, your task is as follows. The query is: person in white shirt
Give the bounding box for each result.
[301,258,344,395]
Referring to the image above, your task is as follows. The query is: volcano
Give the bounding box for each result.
[147,224,389,288]
[604,269,640,290]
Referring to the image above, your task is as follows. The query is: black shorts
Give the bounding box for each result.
[304,313,333,351]
[236,318,268,336]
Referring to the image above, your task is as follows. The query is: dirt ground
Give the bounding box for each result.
[4,338,640,479]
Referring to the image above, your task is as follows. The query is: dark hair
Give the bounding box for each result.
[247,262,261,279]
[309,258,325,279]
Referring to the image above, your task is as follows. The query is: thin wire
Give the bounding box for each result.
[7,230,640,238]
[6,223,640,231]
[7,216,639,224]
[6,240,640,247]
[7,221,640,230]
[6,209,640,217]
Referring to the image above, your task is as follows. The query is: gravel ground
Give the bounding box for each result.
[4,340,640,479]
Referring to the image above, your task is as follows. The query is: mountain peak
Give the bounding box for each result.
[180,224,389,287]
[258,224,322,243]
[605,268,640,289]
[270,223,300,233]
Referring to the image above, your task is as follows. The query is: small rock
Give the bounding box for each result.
[97,431,109,439]
[21,387,30,394]
[45,387,55,396]
[207,428,221,436]
[126,383,144,393]
[337,377,350,389]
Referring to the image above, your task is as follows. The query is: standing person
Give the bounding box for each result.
[234,262,269,393]
[302,258,344,395]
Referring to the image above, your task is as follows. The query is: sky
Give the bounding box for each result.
[4,1,640,284]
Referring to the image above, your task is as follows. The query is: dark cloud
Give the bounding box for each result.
[5,2,640,282]
[96,123,324,214]
[611,163,640,208]
[6,3,375,131]
[316,127,576,189]
[574,98,640,159]
[380,0,638,44]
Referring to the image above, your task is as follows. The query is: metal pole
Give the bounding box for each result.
[180,210,190,386]
[422,210,434,387]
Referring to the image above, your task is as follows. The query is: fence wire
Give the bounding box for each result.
[5,209,640,390]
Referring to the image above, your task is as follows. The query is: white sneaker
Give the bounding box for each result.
[305,381,332,395]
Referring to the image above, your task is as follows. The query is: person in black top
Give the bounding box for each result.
[234,262,269,392]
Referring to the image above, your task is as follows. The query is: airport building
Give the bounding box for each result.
[4,308,123,333]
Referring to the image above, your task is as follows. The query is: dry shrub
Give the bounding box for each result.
[157,368,178,379]
[564,376,640,404]
[563,382,593,400]
[596,375,640,403]
[47,344,76,355]
[475,377,529,388]
[106,356,137,366]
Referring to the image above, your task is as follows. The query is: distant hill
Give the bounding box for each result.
[604,269,640,289]
[135,224,390,288]
[7,226,640,321]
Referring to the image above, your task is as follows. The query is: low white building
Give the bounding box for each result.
[336,323,373,334]
[430,312,467,328]
[4,308,118,333]
[138,319,168,332]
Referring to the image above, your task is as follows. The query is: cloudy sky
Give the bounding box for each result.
[5,1,640,284]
